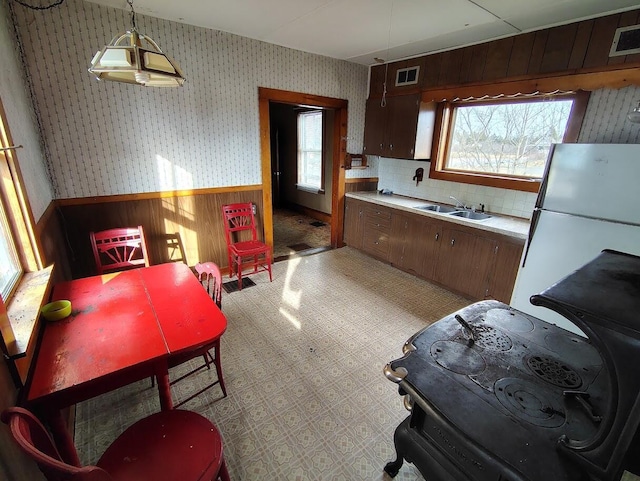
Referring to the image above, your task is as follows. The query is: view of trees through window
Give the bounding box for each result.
[297,110,323,190]
[446,99,574,179]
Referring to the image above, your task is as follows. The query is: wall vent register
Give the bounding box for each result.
[395,66,420,86]
[610,24,640,57]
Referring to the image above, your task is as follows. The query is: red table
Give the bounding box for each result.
[26,263,227,465]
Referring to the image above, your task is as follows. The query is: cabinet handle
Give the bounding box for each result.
[380,143,384,149]
[451,238,455,246]
[376,223,380,227]
[390,144,394,151]
[374,241,379,245]
[435,233,439,241]
[494,245,499,254]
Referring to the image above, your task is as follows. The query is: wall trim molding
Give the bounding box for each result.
[55,185,263,206]
[345,177,378,183]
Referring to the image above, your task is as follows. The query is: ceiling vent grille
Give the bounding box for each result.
[610,24,640,57]
[395,66,420,86]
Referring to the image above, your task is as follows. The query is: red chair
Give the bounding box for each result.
[221,203,272,289]
[154,262,227,408]
[90,226,150,275]
[1,407,230,481]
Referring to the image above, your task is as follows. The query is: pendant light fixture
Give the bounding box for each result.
[88,0,185,87]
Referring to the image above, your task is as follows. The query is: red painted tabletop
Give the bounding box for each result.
[27,263,227,405]
[139,263,227,355]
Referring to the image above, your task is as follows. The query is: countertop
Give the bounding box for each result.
[346,191,530,240]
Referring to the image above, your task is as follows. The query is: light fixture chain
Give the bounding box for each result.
[127,0,137,31]
[10,0,65,10]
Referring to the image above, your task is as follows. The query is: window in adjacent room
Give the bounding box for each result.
[297,110,324,193]
[431,92,588,192]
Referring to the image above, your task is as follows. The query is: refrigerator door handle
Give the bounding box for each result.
[521,208,541,268]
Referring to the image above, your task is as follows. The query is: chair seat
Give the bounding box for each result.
[229,240,271,256]
[97,410,224,481]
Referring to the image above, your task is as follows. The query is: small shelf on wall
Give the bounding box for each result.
[344,153,368,170]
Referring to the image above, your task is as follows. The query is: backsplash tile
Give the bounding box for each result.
[377,158,538,219]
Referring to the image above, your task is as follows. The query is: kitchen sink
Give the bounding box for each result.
[414,204,460,213]
[449,210,492,220]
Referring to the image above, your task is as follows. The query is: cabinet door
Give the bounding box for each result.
[389,213,427,274]
[343,199,364,249]
[418,220,442,280]
[385,94,420,159]
[488,241,524,303]
[363,98,387,156]
[435,227,477,296]
[467,236,497,300]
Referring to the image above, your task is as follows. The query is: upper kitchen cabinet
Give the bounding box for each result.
[363,95,436,160]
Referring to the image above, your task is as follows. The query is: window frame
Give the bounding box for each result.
[429,91,589,192]
[296,109,325,194]
[0,99,40,302]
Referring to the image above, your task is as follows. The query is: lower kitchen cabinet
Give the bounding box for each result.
[344,198,365,249]
[362,205,392,261]
[389,213,429,274]
[344,198,525,303]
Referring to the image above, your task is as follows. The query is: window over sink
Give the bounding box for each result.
[430,91,589,192]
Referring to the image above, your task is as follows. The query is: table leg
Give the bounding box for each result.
[48,409,81,466]
[156,363,173,410]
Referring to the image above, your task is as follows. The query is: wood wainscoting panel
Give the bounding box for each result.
[36,202,72,283]
[57,189,263,279]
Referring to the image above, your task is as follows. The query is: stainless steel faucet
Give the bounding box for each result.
[449,196,467,210]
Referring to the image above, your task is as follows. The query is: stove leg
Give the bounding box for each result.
[384,456,404,478]
[384,421,406,478]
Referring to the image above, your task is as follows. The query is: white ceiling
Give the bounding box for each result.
[85,0,640,65]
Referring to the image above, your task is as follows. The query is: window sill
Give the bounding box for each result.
[429,169,541,193]
[5,265,54,359]
[296,185,325,194]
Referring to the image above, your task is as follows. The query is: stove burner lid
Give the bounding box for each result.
[495,377,566,428]
[484,308,534,333]
[526,355,582,389]
[544,333,602,367]
[431,340,486,375]
[473,325,513,352]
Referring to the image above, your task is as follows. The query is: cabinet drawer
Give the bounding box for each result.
[363,230,390,259]
[364,207,391,231]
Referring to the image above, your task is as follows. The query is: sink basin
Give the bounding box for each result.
[449,211,492,221]
[414,204,460,214]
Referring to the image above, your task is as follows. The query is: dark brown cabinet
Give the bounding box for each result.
[389,213,430,274]
[361,205,392,261]
[343,198,365,249]
[345,198,525,303]
[363,94,436,160]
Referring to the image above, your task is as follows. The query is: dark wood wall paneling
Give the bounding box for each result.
[345,178,378,192]
[370,8,640,96]
[44,189,263,279]
[36,203,72,282]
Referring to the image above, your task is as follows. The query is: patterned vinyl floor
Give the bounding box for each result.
[73,248,473,479]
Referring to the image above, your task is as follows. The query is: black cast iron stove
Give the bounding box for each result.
[384,250,640,481]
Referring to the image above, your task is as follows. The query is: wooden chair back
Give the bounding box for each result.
[1,407,112,481]
[90,226,150,275]
[221,203,259,245]
[194,262,222,308]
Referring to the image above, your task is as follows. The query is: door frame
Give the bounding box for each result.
[258,87,348,250]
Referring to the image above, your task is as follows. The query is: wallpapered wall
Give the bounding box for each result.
[0,0,53,220]
[11,0,368,200]
[376,85,640,219]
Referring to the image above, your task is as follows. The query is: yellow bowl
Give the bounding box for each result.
[41,300,72,321]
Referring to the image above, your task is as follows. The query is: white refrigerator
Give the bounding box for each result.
[510,143,640,336]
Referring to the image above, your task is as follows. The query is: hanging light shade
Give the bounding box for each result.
[88,0,185,87]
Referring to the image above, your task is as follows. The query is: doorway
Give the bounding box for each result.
[269,103,333,259]
[258,88,348,257]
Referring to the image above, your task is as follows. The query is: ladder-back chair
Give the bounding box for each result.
[221,203,272,289]
[90,226,150,275]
